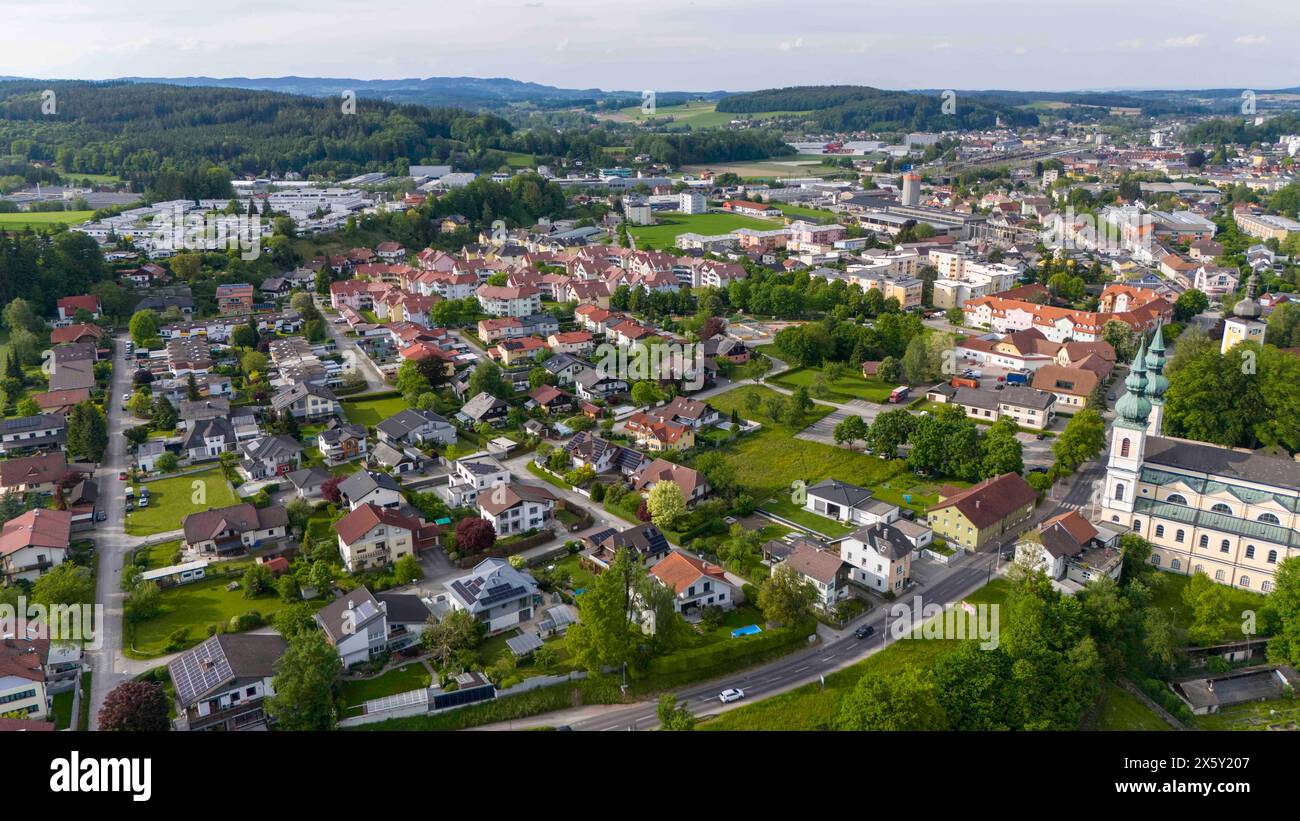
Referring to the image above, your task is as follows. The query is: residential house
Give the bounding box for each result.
[924,383,1056,430]
[439,452,510,507]
[335,503,421,572]
[182,417,237,463]
[284,466,331,501]
[541,353,587,386]
[841,522,915,594]
[0,414,67,455]
[566,432,646,476]
[215,283,255,315]
[168,633,287,731]
[632,459,710,506]
[271,381,341,422]
[0,453,70,496]
[803,479,900,527]
[927,472,1038,550]
[237,435,304,480]
[584,523,671,569]
[456,392,509,428]
[0,633,51,719]
[780,541,851,609]
[0,509,71,583]
[56,294,100,322]
[646,550,736,626]
[1031,365,1101,410]
[525,385,576,415]
[338,470,404,511]
[477,482,557,536]
[314,586,431,667]
[437,558,540,634]
[376,408,457,447]
[574,367,628,400]
[317,421,368,465]
[1021,510,1124,583]
[181,503,290,556]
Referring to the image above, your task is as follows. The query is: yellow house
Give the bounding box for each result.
[926,472,1038,550]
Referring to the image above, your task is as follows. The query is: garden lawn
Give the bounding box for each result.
[341,394,410,427]
[700,580,1011,731]
[770,365,898,403]
[694,385,903,500]
[126,468,239,536]
[128,575,297,657]
[51,689,74,730]
[340,663,432,710]
[551,553,597,593]
[759,495,857,538]
[1193,698,1300,730]
[1096,683,1171,731]
[134,540,183,570]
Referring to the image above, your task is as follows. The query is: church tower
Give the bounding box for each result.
[1104,335,1152,516]
[1221,272,1267,354]
[1144,322,1168,436]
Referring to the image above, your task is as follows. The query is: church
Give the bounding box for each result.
[1100,308,1299,594]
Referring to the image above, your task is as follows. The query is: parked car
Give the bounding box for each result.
[855,625,876,640]
[1028,466,1049,474]
[138,497,149,508]
[718,688,745,704]
[95,510,107,522]
[118,471,127,480]
[1035,433,1047,440]
[125,502,134,512]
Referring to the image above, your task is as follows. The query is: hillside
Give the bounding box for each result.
[716,85,1039,131]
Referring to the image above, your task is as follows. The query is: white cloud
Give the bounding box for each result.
[778,37,803,51]
[1158,34,1204,48]
[1115,38,1143,50]
[1234,34,1268,46]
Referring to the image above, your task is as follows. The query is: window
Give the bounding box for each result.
[1210,503,1233,515]
[1239,576,1250,588]
[1114,483,1125,501]
[1268,550,1278,564]
[1220,540,1230,553]
[1166,494,1188,505]
[1215,570,1225,581]
[1245,545,1255,559]
[1262,581,1274,593]
[1154,525,1164,538]
[1198,535,1209,548]
[1132,519,1142,532]
[1151,555,1161,566]
[1175,529,1185,543]
[1120,438,1130,457]
[1258,513,1280,525]
[1171,559,1181,571]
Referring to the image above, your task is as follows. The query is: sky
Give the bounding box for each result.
[1,0,1297,93]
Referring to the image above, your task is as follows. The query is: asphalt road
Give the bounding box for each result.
[568,551,998,731]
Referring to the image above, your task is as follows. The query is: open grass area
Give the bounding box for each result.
[759,495,857,538]
[0,210,95,229]
[1147,571,1267,644]
[128,573,298,657]
[550,553,597,593]
[340,663,432,710]
[1193,697,1300,730]
[777,203,845,223]
[134,540,183,570]
[628,211,782,248]
[679,155,840,180]
[700,580,1012,730]
[51,689,74,730]
[126,467,239,536]
[611,100,739,128]
[770,365,898,403]
[340,394,409,427]
[1096,683,1171,731]
[694,385,905,500]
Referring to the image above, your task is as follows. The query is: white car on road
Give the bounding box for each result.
[718,688,745,704]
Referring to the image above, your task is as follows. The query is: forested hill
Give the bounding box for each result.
[0,80,514,197]
[716,85,1039,131]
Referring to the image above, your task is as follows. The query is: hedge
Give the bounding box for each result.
[640,618,816,681]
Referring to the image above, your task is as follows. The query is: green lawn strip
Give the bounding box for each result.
[700,580,1011,731]
[340,394,410,427]
[51,689,74,729]
[1096,683,1171,731]
[340,663,432,709]
[758,495,857,538]
[526,461,571,490]
[134,539,183,570]
[126,467,239,536]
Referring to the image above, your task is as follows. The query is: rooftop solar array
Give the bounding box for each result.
[506,634,544,656]
[364,687,429,715]
[169,636,232,706]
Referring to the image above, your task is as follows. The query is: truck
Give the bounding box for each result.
[888,386,911,404]
[950,377,978,389]
[1006,371,1030,385]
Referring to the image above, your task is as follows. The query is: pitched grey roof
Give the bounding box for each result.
[851,522,913,560]
[376,407,450,439]
[1144,437,1300,490]
[459,391,507,421]
[183,417,235,450]
[168,633,288,707]
[806,479,875,509]
[285,466,330,491]
[338,470,402,501]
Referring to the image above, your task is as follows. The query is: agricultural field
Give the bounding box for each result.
[125,468,240,536]
[340,394,410,427]
[0,210,95,229]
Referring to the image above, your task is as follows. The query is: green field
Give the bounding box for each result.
[701,580,1011,730]
[51,689,74,730]
[0,210,95,229]
[628,211,782,247]
[758,495,857,538]
[1096,683,1171,731]
[126,468,240,536]
[679,156,847,180]
[611,101,813,129]
[777,203,845,223]
[1147,571,1267,644]
[340,394,410,427]
[128,570,298,656]
[695,385,913,501]
[340,663,432,710]
[1194,697,1300,730]
[770,365,898,403]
